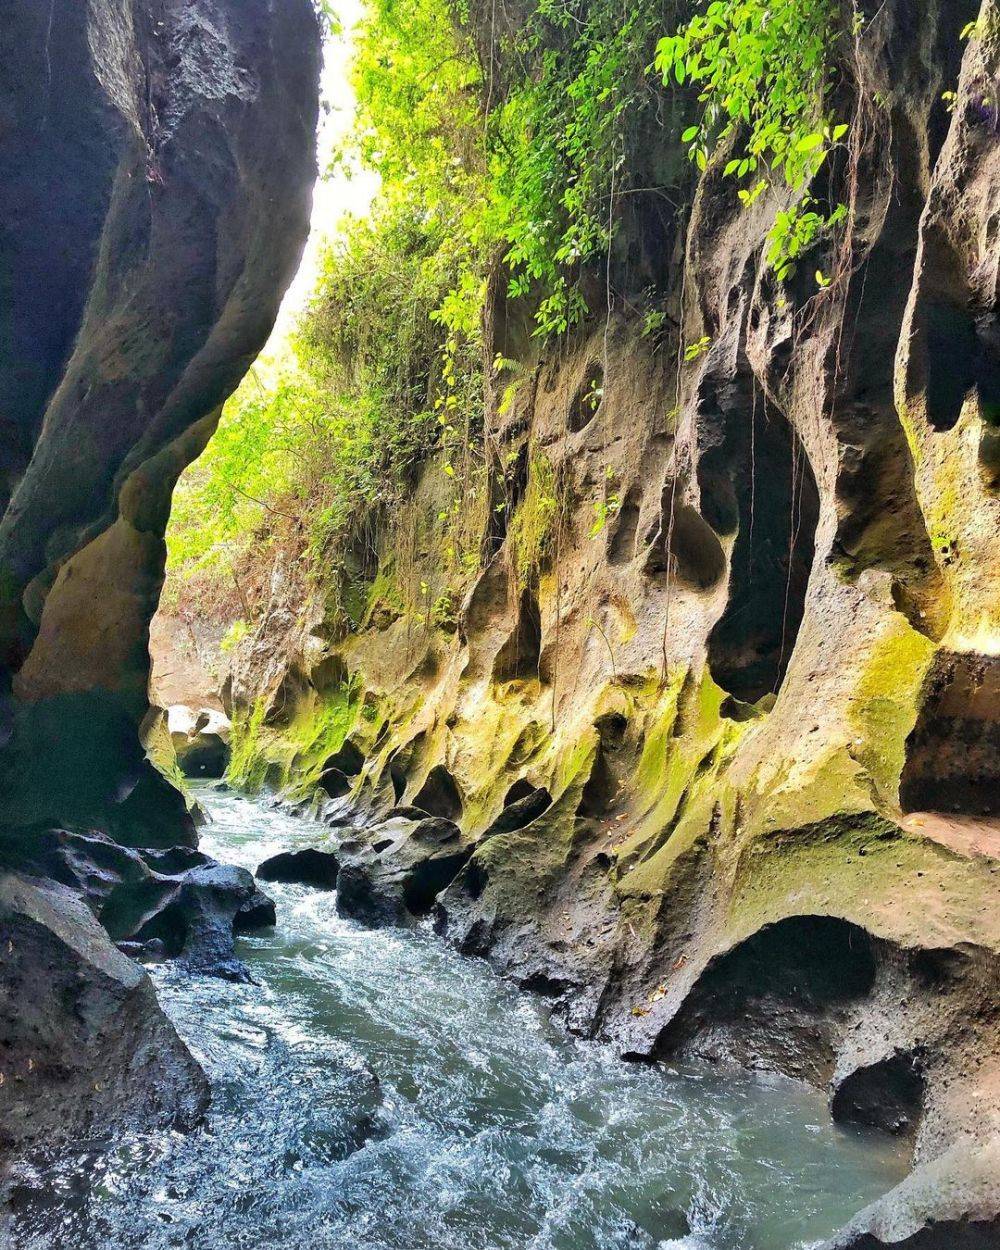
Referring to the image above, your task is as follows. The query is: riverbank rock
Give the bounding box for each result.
[824,1136,1000,1249]
[0,875,209,1164]
[212,0,1000,1236]
[0,827,273,980]
[256,847,340,889]
[336,817,471,927]
[0,0,320,844]
[169,705,232,780]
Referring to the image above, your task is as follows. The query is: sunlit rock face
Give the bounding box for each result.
[0,0,320,843]
[216,0,1000,1231]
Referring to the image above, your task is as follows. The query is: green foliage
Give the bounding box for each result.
[656,0,849,278]
[509,456,558,583]
[220,619,249,654]
[314,1,341,36]
[166,0,486,615]
[485,0,662,336]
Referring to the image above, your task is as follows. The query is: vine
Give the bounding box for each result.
[655,0,849,280]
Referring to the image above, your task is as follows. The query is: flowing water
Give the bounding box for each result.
[10,787,908,1250]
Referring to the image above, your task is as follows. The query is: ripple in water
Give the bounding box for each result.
[8,788,908,1249]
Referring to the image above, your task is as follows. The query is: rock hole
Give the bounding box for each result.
[911,229,1000,433]
[576,748,618,821]
[386,731,427,805]
[412,764,464,823]
[568,362,604,433]
[402,848,472,916]
[831,1051,925,1138]
[643,492,727,592]
[705,397,819,704]
[492,589,542,683]
[608,486,642,565]
[311,654,348,694]
[900,651,1000,816]
[389,758,407,804]
[655,916,878,1083]
[319,768,351,799]
[926,299,979,431]
[504,778,538,806]
[485,786,553,838]
[322,739,365,777]
[980,426,1000,492]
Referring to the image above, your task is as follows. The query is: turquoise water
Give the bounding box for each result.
[9,787,908,1249]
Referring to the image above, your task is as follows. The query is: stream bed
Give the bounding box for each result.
[11,786,909,1249]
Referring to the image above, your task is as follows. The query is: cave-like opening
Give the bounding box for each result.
[701,377,820,706]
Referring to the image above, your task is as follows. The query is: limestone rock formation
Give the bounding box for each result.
[0,0,320,845]
[0,0,319,1165]
[169,704,232,779]
[218,0,1000,1232]
[0,823,276,979]
[335,816,470,926]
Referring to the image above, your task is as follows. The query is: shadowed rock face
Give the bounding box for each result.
[0,874,210,1164]
[0,0,320,844]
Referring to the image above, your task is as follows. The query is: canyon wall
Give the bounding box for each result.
[221,0,1000,1236]
[0,0,319,1162]
[0,0,319,845]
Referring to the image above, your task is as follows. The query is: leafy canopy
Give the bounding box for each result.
[656,0,848,279]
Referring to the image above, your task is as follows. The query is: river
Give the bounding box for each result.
[9,785,908,1249]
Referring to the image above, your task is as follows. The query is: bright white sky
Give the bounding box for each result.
[269,0,379,344]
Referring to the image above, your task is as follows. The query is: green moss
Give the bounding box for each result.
[226,675,363,801]
[509,456,557,585]
[614,667,747,866]
[724,811,1000,953]
[744,743,874,841]
[282,680,363,800]
[848,619,935,804]
[227,696,273,793]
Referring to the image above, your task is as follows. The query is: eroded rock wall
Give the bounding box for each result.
[0,0,319,1166]
[223,0,999,1231]
[0,0,320,844]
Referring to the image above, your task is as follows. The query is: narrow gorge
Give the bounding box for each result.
[0,0,998,1247]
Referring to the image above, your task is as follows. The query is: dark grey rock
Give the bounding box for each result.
[335,817,470,928]
[0,875,209,1163]
[256,848,340,889]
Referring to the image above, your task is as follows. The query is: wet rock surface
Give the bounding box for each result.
[335,817,472,927]
[0,0,319,1167]
[823,1137,1000,1250]
[256,847,340,889]
[0,875,209,1166]
[0,826,274,981]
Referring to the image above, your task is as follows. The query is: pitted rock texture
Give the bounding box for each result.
[0,0,319,843]
[0,826,275,980]
[822,1137,1000,1249]
[199,0,998,1238]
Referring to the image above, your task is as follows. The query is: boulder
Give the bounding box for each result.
[256,847,340,888]
[0,875,209,1163]
[0,827,270,979]
[234,887,278,932]
[335,817,471,928]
